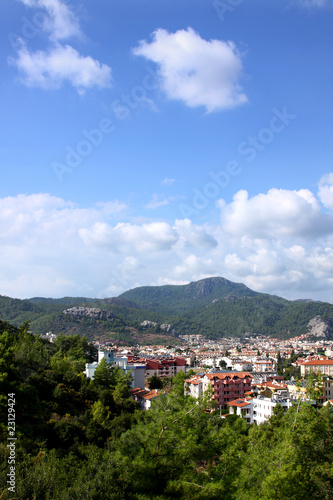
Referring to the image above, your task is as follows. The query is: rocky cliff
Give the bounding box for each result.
[63,307,115,321]
[307,315,333,339]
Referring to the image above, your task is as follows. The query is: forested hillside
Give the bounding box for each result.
[1,277,333,341]
[1,320,333,499]
[120,277,333,339]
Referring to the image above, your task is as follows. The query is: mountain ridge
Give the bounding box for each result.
[1,277,333,341]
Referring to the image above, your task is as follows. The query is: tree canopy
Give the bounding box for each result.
[1,321,333,499]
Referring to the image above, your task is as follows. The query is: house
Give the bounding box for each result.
[229,358,253,372]
[285,380,307,400]
[254,380,288,397]
[323,399,333,407]
[228,398,255,424]
[130,387,165,410]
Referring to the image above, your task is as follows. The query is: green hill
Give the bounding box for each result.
[120,276,257,314]
[119,277,333,339]
[1,277,333,341]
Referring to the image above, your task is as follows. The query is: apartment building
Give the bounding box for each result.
[300,359,333,377]
[253,359,277,372]
[253,394,293,424]
[145,357,186,378]
[202,371,253,408]
[184,375,204,399]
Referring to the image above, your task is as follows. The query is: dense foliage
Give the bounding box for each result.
[1,320,333,499]
[122,281,333,339]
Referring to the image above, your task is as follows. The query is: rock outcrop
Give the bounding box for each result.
[140,320,157,327]
[307,315,333,339]
[63,307,115,320]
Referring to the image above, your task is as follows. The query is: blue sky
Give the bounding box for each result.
[1,0,333,302]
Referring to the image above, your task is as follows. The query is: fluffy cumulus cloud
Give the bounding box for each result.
[2,177,333,301]
[12,42,112,91]
[132,28,247,112]
[10,0,112,92]
[19,0,82,40]
[219,187,333,238]
[80,221,178,253]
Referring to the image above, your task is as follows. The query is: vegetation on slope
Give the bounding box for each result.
[1,277,333,340]
[1,320,333,499]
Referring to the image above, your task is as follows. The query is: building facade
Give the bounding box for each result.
[202,372,253,408]
[84,349,146,389]
[300,359,333,377]
[145,357,186,379]
[253,394,293,424]
[228,398,254,424]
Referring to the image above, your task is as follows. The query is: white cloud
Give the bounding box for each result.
[318,173,333,210]
[174,219,218,250]
[95,200,128,216]
[219,187,333,239]
[161,177,175,186]
[146,194,170,210]
[11,1,112,93]
[2,180,333,301]
[80,221,178,253]
[132,27,247,112]
[11,42,112,92]
[19,0,81,40]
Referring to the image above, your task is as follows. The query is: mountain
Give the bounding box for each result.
[1,277,333,341]
[119,277,333,339]
[119,277,257,314]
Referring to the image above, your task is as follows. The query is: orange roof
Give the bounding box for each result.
[130,387,146,395]
[186,379,202,385]
[259,381,287,390]
[185,375,203,385]
[142,390,162,400]
[206,372,252,380]
[228,398,253,407]
[301,360,333,366]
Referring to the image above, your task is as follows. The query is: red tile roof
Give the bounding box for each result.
[228,398,253,407]
[206,372,252,380]
[301,360,333,366]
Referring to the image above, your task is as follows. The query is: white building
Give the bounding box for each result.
[84,349,146,389]
[228,398,254,424]
[130,388,166,410]
[253,393,293,424]
[185,375,204,399]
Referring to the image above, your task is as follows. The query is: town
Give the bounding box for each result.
[50,325,333,422]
